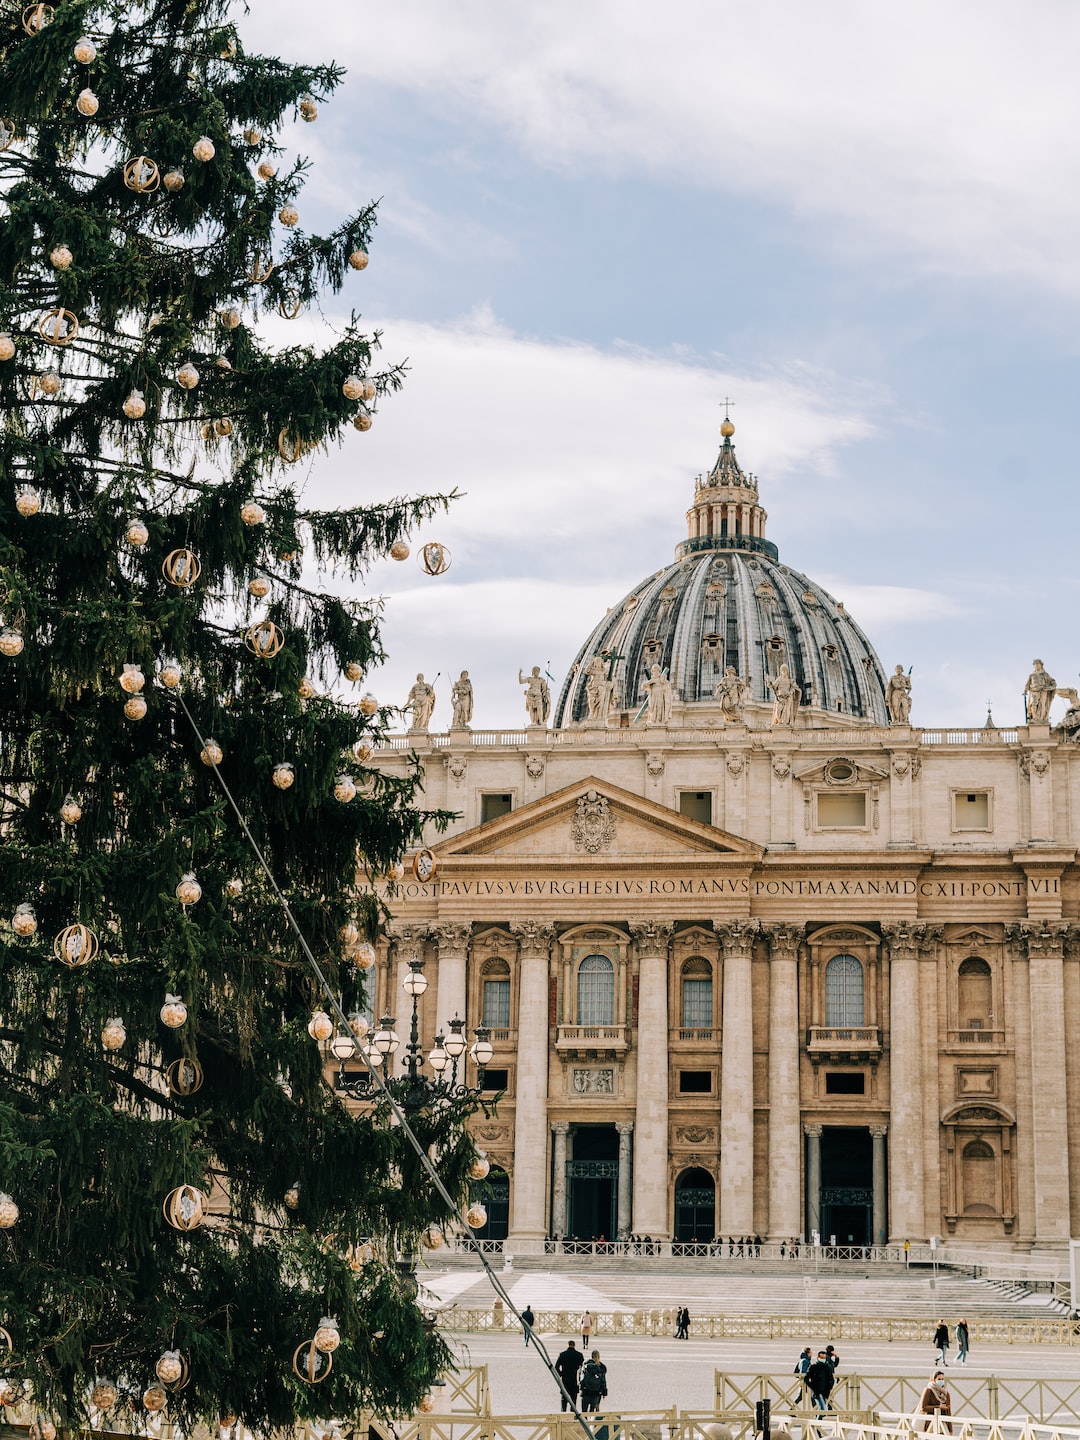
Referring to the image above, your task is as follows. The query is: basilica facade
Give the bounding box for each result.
[365,421,1080,1255]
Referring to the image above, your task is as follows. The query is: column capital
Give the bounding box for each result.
[551,1121,571,1136]
[628,919,674,954]
[1007,920,1071,958]
[510,919,557,956]
[803,1123,823,1138]
[881,920,940,955]
[714,918,759,958]
[616,1120,635,1136]
[428,921,472,956]
[760,921,803,958]
[870,1124,889,1138]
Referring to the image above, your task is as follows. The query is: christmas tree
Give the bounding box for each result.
[0,0,482,1429]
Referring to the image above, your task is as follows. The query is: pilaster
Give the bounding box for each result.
[551,1122,570,1238]
[804,1124,822,1239]
[629,920,674,1237]
[429,922,471,1036]
[871,1125,888,1246]
[882,920,927,1240]
[762,922,802,1238]
[616,1121,635,1239]
[716,919,758,1235]
[507,919,557,1249]
[1014,922,1071,1242]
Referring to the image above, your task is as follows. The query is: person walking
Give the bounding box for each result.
[521,1304,535,1347]
[794,1346,812,1402]
[955,1318,969,1366]
[825,1344,840,1373]
[675,1305,690,1339]
[580,1310,593,1349]
[579,1350,608,1412]
[555,1340,583,1412]
[918,1371,952,1432]
[807,1351,835,1412]
[933,1319,950,1367]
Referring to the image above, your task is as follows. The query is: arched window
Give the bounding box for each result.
[681,957,713,1029]
[961,1138,996,1214]
[674,1166,716,1242]
[482,958,511,1030]
[577,953,615,1026]
[825,953,864,1026]
[957,957,992,1030]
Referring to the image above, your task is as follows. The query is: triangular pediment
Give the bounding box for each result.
[432,777,764,863]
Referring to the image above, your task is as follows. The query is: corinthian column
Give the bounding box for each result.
[430,922,471,1037]
[508,920,556,1250]
[1020,923,1071,1241]
[717,920,759,1235]
[616,1121,634,1239]
[763,923,803,1239]
[551,1122,570,1238]
[629,920,674,1237]
[882,921,926,1240]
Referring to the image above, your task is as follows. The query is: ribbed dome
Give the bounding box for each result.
[553,426,889,728]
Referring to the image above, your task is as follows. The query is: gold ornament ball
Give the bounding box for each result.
[214,416,233,437]
[141,1386,167,1414]
[344,661,364,683]
[49,245,72,269]
[200,738,223,766]
[162,548,201,587]
[278,204,299,227]
[0,1194,18,1228]
[243,127,261,145]
[0,628,24,657]
[340,922,359,946]
[123,155,159,192]
[12,903,37,936]
[248,576,270,598]
[352,409,372,432]
[16,487,41,516]
[76,88,99,116]
[0,1380,20,1406]
[308,1010,333,1042]
[389,540,410,561]
[358,692,378,715]
[354,941,376,971]
[225,876,243,898]
[342,374,364,400]
[720,417,735,438]
[123,389,146,418]
[417,1396,436,1415]
[240,499,265,525]
[272,762,294,790]
[219,1415,238,1431]
[284,1184,300,1209]
[175,872,202,905]
[125,517,149,546]
[155,1351,184,1385]
[469,1153,490,1181]
[257,160,276,180]
[421,1226,445,1251]
[101,1017,126,1052]
[73,35,97,63]
[0,334,14,361]
[385,860,405,883]
[348,248,369,271]
[176,361,199,389]
[353,739,373,762]
[60,794,82,824]
[192,135,216,162]
[220,307,241,330]
[160,660,182,688]
[38,370,61,396]
[299,97,318,122]
[119,663,145,694]
[90,1382,117,1412]
[163,168,185,193]
[245,619,284,658]
[419,541,451,575]
[159,995,188,1028]
[54,922,98,966]
[348,1011,368,1038]
[464,1202,487,1230]
[313,1319,340,1354]
[298,676,316,699]
[123,695,147,720]
[163,1183,206,1231]
[166,1057,204,1096]
[333,774,356,803]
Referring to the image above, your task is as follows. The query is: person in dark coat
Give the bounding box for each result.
[555,1340,583,1411]
[955,1318,969,1365]
[521,1304,535,1347]
[807,1351,835,1411]
[933,1320,950,1366]
[579,1351,608,1412]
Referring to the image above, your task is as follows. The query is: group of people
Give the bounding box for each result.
[711,1235,765,1256]
[554,1339,608,1412]
[934,1317,970,1366]
[794,1344,841,1411]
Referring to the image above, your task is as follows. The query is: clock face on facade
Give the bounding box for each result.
[412,847,437,882]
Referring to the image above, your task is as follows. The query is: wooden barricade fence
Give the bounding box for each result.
[713,1375,1080,1425]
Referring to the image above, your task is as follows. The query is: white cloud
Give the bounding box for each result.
[815,581,968,628]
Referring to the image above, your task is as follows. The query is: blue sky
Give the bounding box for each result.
[244,1,1080,732]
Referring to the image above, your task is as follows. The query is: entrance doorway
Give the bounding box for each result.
[470,1169,509,1240]
[674,1167,716,1241]
[566,1125,618,1241]
[819,1127,873,1245]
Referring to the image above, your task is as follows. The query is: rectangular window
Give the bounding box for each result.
[681,977,713,1028]
[954,792,991,830]
[817,792,867,828]
[481,1068,508,1092]
[480,793,513,824]
[678,1069,713,1094]
[679,791,712,825]
[482,978,511,1029]
[825,1071,866,1095]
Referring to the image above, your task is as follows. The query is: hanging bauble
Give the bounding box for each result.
[421,1226,444,1251]
[163,168,185,193]
[214,417,233,437]
[159,659,182,688]
[176,362,199,390]
[240,499,265,525]
[348,1012,368,1038]
[313,1318,339,1354]
[123,695,147,721]
[389,541,410,561]
[0,1194,17,1228]
[54,922,98,966]
[352,408,372,432]
[21,4,52,34]
[297,676,316,699]
[0,335,14,361]
[49,245,72,270]
[464,1202,487,1229]
[284,1183,300,1209]
[272,761,294,790]
[123,155,160,192]
[155,1350,184,1385]
[417,1396,436,1415]
[162,548,201,587]
[348,248,369,271]
[166,1056,204,1096]
[30,1417,56,1440]
[125,517,149,546]
[342,375,364,400]
[385,860,405,882]
[278,204,299,227]
[123,389,146,418]
[245,619,285,659]
[333,774,356,803]
[340,922,359,946]
[0,1379,21,1406]
[419,541,451,575]
[0,627,25,656]
[469,1152,490,1181]
[200,738,223,766]
[11,903,37,936]
[160,994,188,1028]
[299,96,318,122]
[225,876,243,898]
[163,1183,206,1231]
[354,941,376,971]
[119,663,145,694]
[175,872,202,906]
[38,307,79,345]
[76,88,99,116]
[277,429,303,463]
[90,1381,117,1412]
[141,1386,167,1414]
[257,160,276,180]
[192,136,216,162]
[15,487,41,517]
[220,307,241,330]
[354,739,373,762]
[277,290,302,320]
[60,794,81,824]
[358,693,378,715]
[73,35,96,63]
[101,1017,126,1051]
[292,1341,331,1384]
[308,1010,333,1042]
[243,127,261,145]
[37,370,61,396]
[344,661,364,683]
[361,379,377,401]
[248,576,269,599]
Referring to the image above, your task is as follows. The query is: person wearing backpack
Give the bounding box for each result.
[580,1350,608,1412]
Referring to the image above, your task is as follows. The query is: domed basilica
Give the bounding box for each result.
[367,421,1080,1257]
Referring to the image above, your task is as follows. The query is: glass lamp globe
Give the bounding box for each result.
[402,961,428,997]
[428,1039,449,1073]
[471,1030,495,1068]
[329,1032,354,1062]
[443,1017,467,1059]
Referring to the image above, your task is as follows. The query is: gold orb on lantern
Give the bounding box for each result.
[256,160,277,180]
[38,307,79,345]
[163,1183,206,1231]
[240,499,265,525]
[278,204,299,227]
[15,487,41,517]
[297,676,316,699]
[0,1194,18,1228]
[166,1057,204,1096]
[162,548,201,588]
[419,541,451,576]
[354,941,376,971]
[192,136,216,162]
[342,375,364,400]
[352,408,372,432]
[176,361,199,390]
[0,334,14,361]
[469,1152,490,1181]
[123,389,146,418]
[175,872,202,906]
[0,628,24,657]
[248,576,269,599]
[12,903,37,936]
[358,692,378,715]
[49,245,72,270]
[272,761,294,789]
[76,88,99,116]
[60,794,82,824]
[348,248,369,271]
[160,994,188,1028]
[245,619,285,659]
[200,738,223,766]
[163,168,185,193]
[123,695,147,720]
[243,127,261,145]
[119,663,145,694]
[155,1350,184,1385]
[389,540,410,561]
[141,1386,167,1414]
[54,922,98,967]
[464,1202,487,1230]
[344,661,364,683]
[101,1017,126,1051]
[307,1010,333,1042]
[333,774,356,804]
[220,307,241,329]
[90,1382,117,1412]
[313,1318,339,1354]
[123,155,160,193]
[292,1341,331,1384]
[21,4,52,34]
[421,1226,445,1251]
[159,660,182,688]
[125,517,149,546]
[73,35,97,63]
[36,370,61,396]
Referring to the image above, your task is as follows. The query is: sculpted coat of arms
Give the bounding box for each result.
[571,790,615,854]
